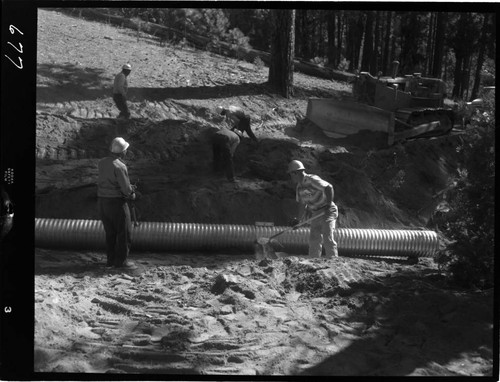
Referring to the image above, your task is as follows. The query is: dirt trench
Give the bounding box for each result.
[35,107,463,229]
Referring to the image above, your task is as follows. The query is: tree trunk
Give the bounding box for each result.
[452,55,464,98]
[372,11,381,74]
[390,29,397,71]
[294,10,303,58]
[382,11,393,75]
[268,9,295,98]
[318,12,326,58]
[361,11,374,73]
[452,13,477,99]
[463,55,472,100]
[327,11,337,67]
[431,12,446,78]
[314,13,319,58]
[354,13,365,71]
[336,11,343,65]
[426,13,435,75]
[471,13,490,100]
[301,10,310,59]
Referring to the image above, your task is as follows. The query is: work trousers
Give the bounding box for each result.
[308,203,339,258]
[212,135,238,181]
[98,197,132,266]
[113,93,130,118]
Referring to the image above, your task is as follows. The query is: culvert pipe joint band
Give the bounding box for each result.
[35,218,439,257]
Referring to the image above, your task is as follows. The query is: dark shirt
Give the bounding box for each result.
[212,128,241,154]
[223,106,258,142]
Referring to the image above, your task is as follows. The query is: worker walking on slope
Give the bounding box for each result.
[216,105,259,142]
[113,64,132,119]
[97,137,137,269]
[288,160,339,258]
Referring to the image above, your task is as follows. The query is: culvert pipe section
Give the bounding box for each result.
[35,218,439,257]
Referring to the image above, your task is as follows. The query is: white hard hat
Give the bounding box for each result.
[110,137,130,153]
[287,160,305,173]
[216,106,224,115]
[122,64,132,71]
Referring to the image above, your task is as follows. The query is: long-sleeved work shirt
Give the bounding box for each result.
[296,173,334,211]
[97,156,134,198]
[113,72,128,96]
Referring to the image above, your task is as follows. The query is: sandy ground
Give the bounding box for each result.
[35,249,494,376]
[34,9,495,376]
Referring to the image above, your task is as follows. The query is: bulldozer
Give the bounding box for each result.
[306,61,457,145]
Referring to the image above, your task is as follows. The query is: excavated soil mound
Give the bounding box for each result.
[32,9,494,377]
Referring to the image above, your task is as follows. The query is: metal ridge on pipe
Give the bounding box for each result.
[35,218,439,257]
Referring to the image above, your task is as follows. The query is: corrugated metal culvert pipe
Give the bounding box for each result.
[35,218,439,257]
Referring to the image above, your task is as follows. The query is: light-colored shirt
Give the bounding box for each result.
[97,157,134,198]
[113,72,128,96]
[296,173,332,210]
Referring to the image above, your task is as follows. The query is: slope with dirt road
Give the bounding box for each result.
[34,9,494,376]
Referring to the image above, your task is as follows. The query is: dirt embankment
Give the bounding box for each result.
[33,9,494,377]
[36,105,463,228]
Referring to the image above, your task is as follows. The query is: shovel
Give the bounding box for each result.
[129,180,140,228]
[254,212,325,260]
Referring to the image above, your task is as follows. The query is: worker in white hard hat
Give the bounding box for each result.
[113,64,132,119]
[97,137,137,269]
[216,105,258,142]
[287,160,339,258]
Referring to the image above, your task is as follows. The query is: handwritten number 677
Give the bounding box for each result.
[5,25,23,69]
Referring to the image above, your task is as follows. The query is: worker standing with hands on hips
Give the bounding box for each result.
[216,105,259,142]
[113,64,132,119]
[288,160,339,258]
[97,137,137,269]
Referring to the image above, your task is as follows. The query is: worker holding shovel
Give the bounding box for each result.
[288,160,339,258]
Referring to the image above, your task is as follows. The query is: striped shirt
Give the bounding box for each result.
[113,72,128,96]
[296,173,332,210]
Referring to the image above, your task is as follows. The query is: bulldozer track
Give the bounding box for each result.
[37,100,190,121]
[35,100,201,161]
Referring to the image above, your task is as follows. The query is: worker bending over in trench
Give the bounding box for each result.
[288,160,339,258]
[97,137,137,269]
[216,105,259,142]
[212,105,259,182]
[211,127,241,182]
[113,64,132,119]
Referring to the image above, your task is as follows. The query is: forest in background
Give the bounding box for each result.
[100,8,496,102]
